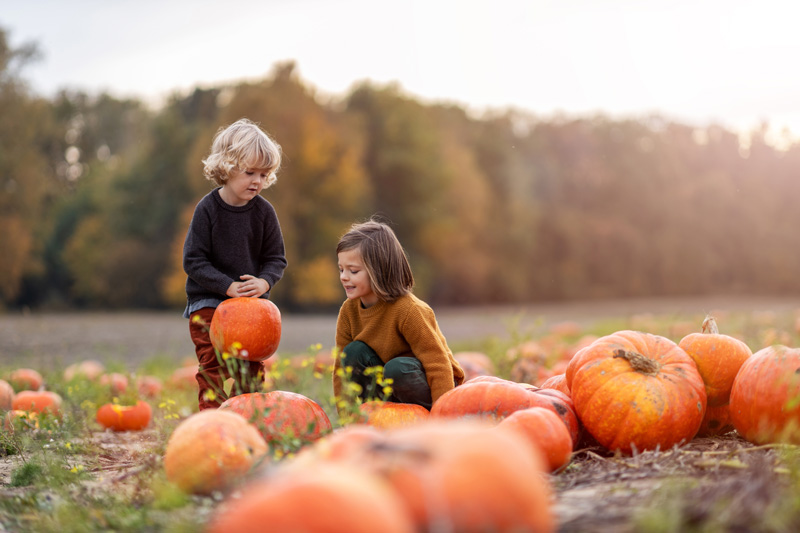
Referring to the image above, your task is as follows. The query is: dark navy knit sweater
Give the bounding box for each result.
[182,188,287,317]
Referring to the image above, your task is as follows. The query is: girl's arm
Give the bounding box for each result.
[401,304,457,404]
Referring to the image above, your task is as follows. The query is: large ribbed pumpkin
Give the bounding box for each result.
[566,330,706,454]
[209,297,281,362]
[164,409,267,495]
[219,391,331,445]
[730,345,800,444]
[679,316,752,407]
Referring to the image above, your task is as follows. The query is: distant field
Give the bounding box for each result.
[2,295,799,369]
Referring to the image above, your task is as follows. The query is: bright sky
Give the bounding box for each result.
[3,0,800,141]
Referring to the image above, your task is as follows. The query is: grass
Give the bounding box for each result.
[1,305,800,531]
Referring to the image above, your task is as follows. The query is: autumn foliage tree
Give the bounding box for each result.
[4,27,800,311]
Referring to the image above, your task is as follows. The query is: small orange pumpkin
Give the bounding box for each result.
[168,365,198,390]
[496,406,573,472]
[0,379,14,410]
[209,297,281,362]
[9,368,43,392]
[96,400,152,431]
[136,376,163,399]
[679,316,752,407]
[359,401,430,429]
[11,390,62,417]
[164,409,268,495]
[453,351,495,380]
[99,372,129,395]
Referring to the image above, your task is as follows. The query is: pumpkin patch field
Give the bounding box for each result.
[4,302,800,532]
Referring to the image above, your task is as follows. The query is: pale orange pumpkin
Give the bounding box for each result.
[453,351,495,380]
[99,372,130,395]
[8,368,43,392]
[11,390,62,417]
[168,365,198,390]
[207,463,415,533]
[0,379,14,410]
[358,401,430,429]
[164,409,268,495]
[63,360,106,381]
[136,375,163,399]
[96,400,152,431]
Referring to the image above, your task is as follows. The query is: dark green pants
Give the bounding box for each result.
[342,341,433,410]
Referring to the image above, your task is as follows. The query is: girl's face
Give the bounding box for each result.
[338,248,378,308]
[219,167,270,206]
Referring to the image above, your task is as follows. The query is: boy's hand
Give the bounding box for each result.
[228,275,270,298]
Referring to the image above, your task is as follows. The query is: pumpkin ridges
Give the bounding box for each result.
[568,330,706,454]
[730,345,800,444]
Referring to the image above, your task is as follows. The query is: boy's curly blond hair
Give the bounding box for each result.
[202,118,282,187]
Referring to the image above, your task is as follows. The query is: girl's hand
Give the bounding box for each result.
[236,274,270,298]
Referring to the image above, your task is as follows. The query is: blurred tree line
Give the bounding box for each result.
[2,29,800,312]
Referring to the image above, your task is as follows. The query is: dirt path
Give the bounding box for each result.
[2,295,798,369]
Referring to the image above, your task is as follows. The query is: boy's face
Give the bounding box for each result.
[219,167,270,207]
[338,248,378,308]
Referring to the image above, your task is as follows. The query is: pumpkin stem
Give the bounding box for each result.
[613,349,661,376]
[701,315,719,335]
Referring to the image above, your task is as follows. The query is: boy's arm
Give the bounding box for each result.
[183,208,235,296]
[257,205,288,292]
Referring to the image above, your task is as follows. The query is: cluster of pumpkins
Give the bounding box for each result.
[164,306,800,532]
[7,296,800,532]
[0,360,162,432]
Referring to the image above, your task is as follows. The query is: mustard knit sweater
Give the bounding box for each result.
[333,293,465,405]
